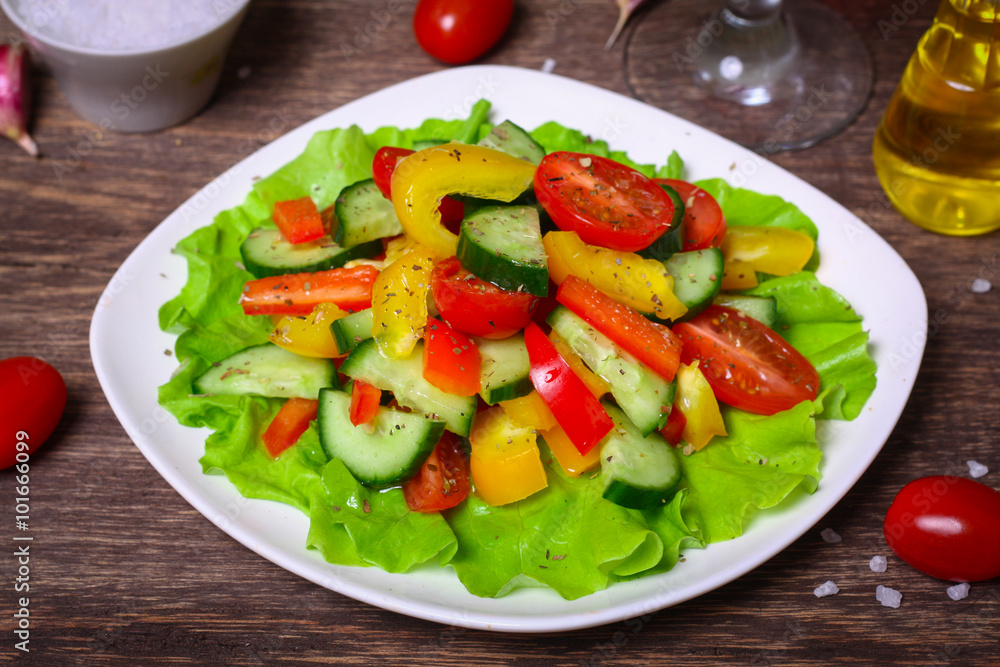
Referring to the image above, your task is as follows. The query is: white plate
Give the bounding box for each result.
[90,65,927,633]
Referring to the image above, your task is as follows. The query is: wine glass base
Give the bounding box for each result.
[624,0,874,152]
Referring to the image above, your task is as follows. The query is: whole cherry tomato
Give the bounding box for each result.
[1,356,67,470]
[884,476,1000,582]
[413,0,514,65]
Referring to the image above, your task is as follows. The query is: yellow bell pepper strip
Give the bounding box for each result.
[721,226,815,276]
[548,330,610,399]
[391,144,537,260]
[371,244,436,359]
[270,302,347,358]
[540,423,602,477]
[721,258,759,290]
[674,361,727,451]
[543,231,687,321]
[524,321,613,455]
[469,406,548,506]
[383,234,419,266]
[500,390,558,431]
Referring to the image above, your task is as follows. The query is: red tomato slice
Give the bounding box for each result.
[659,407,686,446]
[403,432,471,512]
[413,0,514,65]
[348,380,381,427]
[422,317,481,396]
[263,397,319,458]
[654,179,726,251]
[430,257,538,339]
[534,152,675,252]
[524,322,613,455]
[240,265,379,316]
[672,305,819,415]
[0,356,66,470]
[884,476,1000,582]
[371,146,465,226]
[555,276,682,382]
[272,197,325,245]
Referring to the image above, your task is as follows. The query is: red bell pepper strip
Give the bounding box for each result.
[240,265,379,316]
[371,146,466,226]
[659,407,687,446]
[523,321,613,455]
[272,197,325,244]
[556,275,682,382]
[422,317,481,397]
[349,380,381,427]
[262,397,319,458]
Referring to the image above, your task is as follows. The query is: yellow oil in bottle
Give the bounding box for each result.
[873,0,1000,235]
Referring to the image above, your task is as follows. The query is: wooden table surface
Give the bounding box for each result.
[2,0,999,664]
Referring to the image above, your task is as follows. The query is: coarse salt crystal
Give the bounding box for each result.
[869,555,887,573]
[971,278,991,294]
[820,528,842,543]
[541,58,557,74]
[967,460,989,478]
[876,585,902,608]
[814,581,839,597]
[947,583,970,601]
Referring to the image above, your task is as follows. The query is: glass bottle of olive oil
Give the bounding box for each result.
[872,0,1000,235]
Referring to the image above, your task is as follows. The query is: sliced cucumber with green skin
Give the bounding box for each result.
[330,308,374,355]
[548,306,675,436]
[413,138,448,151]
[334,178,404,248]
[239,228,382,279]
[662,248,724,321]
[193,344,339,398]
[599,402,682,510]
[477,333,532,405]
[713,294,778,328]
[639,184,686,262]
[456,205,549,296]
[317,388,444,488]
[477,120,546,164]
[338,339,477,437]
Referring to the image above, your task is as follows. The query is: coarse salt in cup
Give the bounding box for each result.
[0,0,252,132]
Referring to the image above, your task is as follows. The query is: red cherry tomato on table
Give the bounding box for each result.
[534,152,676,253]
[654,179,726,250]
[0,356,67,470]
[430,257,538,339]
[672,305,820,415]
[884,476,1000,582]
[403,432,471,512]
[413,0,514,65]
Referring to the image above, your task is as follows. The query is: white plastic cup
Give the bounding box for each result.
[0,0,252,132]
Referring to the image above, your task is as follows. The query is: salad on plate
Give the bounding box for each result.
[157,99,877,601]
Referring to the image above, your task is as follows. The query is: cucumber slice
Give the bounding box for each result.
[477,334,533,405]
[240,227,382,279]
[662,248,724,321]
[412,138,448,151]
[713,294,778,328]
[548,306,674,436]
[599,402,682,510]
[193,343,339,398]
[317,388,444,488]
[334,178,404,248]
[330,308,374,355]
[456,205,548,296]
[639,183,685,262]
[477,120,546,164]
[338,339,477,436]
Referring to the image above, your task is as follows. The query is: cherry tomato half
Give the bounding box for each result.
[654,179,726,251]
[413,0,514,65]
[430,257,538,339]
[884,476,1000,582]
[403,432,471,512]
[672,305,819,415]
[371,146,465,226]
[0,356,67,470]
[534,152,675,253]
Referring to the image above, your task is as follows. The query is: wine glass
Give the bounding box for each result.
[623,0,873,152]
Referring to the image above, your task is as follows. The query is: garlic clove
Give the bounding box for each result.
[605,0,650,50]
[0,42,40,158]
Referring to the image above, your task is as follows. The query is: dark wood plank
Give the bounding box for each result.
[2,0,999,664]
